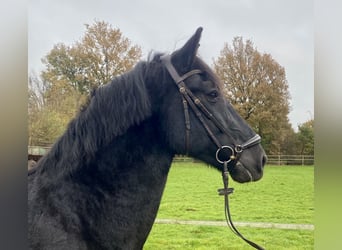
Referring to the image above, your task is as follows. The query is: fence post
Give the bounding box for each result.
[278,155,280,166]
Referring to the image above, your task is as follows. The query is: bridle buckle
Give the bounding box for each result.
[235,145,243,153]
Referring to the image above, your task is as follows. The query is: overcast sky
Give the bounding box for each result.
[28,0,313,130]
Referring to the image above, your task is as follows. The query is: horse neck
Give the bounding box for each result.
[93,121,174,248]
[95,116,174,181]
[30,63,177,248]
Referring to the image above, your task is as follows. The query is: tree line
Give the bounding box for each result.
[28,20,314,156]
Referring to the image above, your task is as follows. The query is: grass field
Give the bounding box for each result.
[144,162,314,249]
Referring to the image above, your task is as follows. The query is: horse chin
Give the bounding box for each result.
[229,161,263,183]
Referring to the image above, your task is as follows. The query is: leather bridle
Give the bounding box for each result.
[161,54,265,250]
[161,54,261,165]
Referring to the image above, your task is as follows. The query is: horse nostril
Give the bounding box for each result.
[262,155,267,167]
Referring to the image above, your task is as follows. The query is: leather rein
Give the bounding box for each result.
[161,54,265,250]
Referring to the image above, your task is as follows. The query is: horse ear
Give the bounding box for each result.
[171,27,203,73]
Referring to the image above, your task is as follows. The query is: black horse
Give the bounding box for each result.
[28,27,266,250]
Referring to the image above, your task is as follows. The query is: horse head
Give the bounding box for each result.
[158,27,267,183]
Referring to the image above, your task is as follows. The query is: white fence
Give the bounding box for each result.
[260,155,314,165]
[173,155,314,165]
[28,146,51,156]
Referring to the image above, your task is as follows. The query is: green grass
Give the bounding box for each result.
[145,224,313,250]
[144,162,314,249]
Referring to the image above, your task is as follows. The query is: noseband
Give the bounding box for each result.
[161,54,264,250]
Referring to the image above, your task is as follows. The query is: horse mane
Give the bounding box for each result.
[34,61,155,176]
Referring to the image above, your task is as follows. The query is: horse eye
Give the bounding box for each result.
[208,90,218,98]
